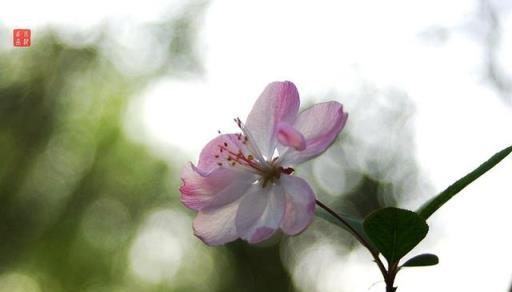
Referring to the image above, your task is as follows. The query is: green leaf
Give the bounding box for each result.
[402,253,439,267]
[417,145,512,220]
[363,207,428,264]
[315,208,375,251]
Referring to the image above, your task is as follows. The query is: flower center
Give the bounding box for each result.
[261,165,281,188]
[260,165,294,188]
[213,117,295,188]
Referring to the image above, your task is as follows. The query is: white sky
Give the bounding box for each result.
[1,0,512,291]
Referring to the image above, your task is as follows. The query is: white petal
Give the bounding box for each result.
[193,198,242,246]
[235,183,285,243]
[280,175,316,235]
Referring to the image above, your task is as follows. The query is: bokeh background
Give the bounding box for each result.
[1,0,511,291]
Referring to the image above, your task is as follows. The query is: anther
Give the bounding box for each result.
[234,117,242,127]
[217,162,222,166]
[247,154,254,160]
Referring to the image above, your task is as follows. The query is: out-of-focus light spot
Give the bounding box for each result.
[289,240,349,292]
[130,227,182,284]
[137,79,253,157]
[500,16,512,78]
[336,249,385,292]
[0,273,41,292]
[101,23,167,76]
[129,209,191,285]
[313,143,363,197]
[56,27,103,48]
[139,79,210,156]
[287,234,388,292]
[81,198,131,250]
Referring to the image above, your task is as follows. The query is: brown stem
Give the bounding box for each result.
[385,262,399,292]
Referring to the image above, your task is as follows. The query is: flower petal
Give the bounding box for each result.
[245,81,300,159]
[235,184,285,243]
[180,162,256,211]
[193,198,242,246]
[276,122,306,151]
[280,175,316,235]
[280,101,348,165]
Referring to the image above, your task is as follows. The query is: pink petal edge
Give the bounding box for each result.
[180,162,255,211]
[281,101,348,165]
[245,81,300,159]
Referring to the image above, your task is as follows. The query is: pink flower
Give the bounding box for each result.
[180,81,348,245]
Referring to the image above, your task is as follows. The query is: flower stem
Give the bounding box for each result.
[315,200,373,252]
[385,262,398,292]
[315,199,393,291]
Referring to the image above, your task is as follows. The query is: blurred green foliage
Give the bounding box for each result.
[0,32,171,291]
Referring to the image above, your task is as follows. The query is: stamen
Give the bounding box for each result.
[234,117,242,127]
[215,116,271,174]
[217,144,265,173]
[215,120,283,187]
